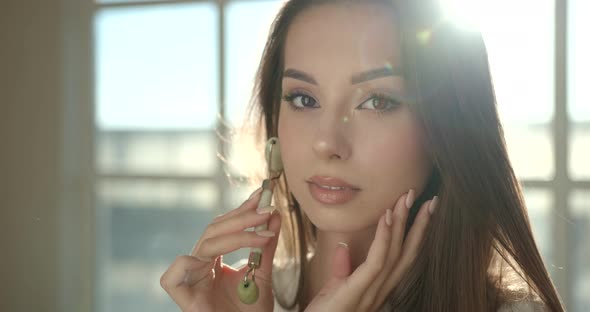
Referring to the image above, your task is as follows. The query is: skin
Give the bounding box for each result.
[277,3,433,309]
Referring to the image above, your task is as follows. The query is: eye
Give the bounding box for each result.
[357,93,401,112]
[282,91,318,111]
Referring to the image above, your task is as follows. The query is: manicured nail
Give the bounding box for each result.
[405,189,415,209]
[428,196,439,214]
[256,206,275,215]
[248,187,263,200]
[385,209,393,226]
[338,242,349,248]
[255,230,276,237]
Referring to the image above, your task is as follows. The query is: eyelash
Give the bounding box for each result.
[282,91,401,116]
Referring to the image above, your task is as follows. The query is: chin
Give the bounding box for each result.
[302,205,379,233]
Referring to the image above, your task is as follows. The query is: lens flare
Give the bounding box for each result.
[416,29,432,45]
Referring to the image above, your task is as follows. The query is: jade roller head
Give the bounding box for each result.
[265,137,283,180]
[237,137,283,305]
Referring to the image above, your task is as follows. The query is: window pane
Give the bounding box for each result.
[482,0,554,124]
[94,4,220,312]
[479,0,555,180]
[98,179,218,211]
[224,0,284,127]
[570,124,590,179]
[95,3,218,130]
[568,0,590,179]
[570,191,590,312]
[97,130,217,176]
[522,188,553,268]
[504,124,553,180]
[96,179,219,312]
[568,0,590,123]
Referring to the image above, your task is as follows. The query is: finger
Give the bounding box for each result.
[257,210,282,282]
[205,207,274,242]
[361,191,411,309]
[191,208,274,257]
[398,196,436,266]
[378,197,435,303]
[184,255,227,288]
[212,187,264,223]
[197,230,275,260]
[389,190,414,265]
[316,243,351,298]
[341,214,391,308]
[161,255,208,289]
[160,255,208,309]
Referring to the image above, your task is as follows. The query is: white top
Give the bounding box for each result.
[233,259,547,312]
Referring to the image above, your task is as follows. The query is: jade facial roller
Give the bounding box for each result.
[237,137,283,305]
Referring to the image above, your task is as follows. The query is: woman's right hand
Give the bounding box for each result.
[160,187,282,312]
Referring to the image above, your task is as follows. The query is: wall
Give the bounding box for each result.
[0,0,62,311]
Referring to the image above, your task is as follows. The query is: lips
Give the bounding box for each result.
[306,175,361,205]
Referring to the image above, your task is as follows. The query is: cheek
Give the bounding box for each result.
[362,118,431,198]
[278,107,317,152]
[375,129,425,171]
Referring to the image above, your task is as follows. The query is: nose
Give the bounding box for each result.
[312,113,352,161]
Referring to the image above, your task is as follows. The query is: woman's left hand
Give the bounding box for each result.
[304,191,438,312]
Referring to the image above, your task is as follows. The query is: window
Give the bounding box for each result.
[479,0,556,272]
[89,0,588,311]
[568,0,590,310]
[93,1,282,311]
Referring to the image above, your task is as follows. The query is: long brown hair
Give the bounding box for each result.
[244,0,564,310]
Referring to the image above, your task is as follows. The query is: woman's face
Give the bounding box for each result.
[278,3,432,232]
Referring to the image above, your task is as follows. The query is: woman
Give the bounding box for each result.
[160,0,564,311]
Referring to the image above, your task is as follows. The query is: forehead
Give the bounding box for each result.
[284,3,401,75]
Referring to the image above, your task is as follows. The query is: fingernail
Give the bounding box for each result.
[256,206,275,214]
[248,187,263,200]
[385,209,393,226]
[337,242,349,249]
[405,189,415,209]
[428,196,439,214]
[255,230,276,237]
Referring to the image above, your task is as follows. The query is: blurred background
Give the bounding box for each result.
[0,0,588,311]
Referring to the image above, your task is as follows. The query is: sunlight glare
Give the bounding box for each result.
[440,0,487,31]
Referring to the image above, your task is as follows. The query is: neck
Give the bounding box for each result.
[300,224,378,310]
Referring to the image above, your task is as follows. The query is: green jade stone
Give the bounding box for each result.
[237,278,259,305]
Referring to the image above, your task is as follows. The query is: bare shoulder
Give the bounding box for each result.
[497,300,548,312]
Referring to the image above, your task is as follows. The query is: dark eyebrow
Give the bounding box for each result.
[283,66,403,86]
[350,66,403,84]
[283,68,318,85]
